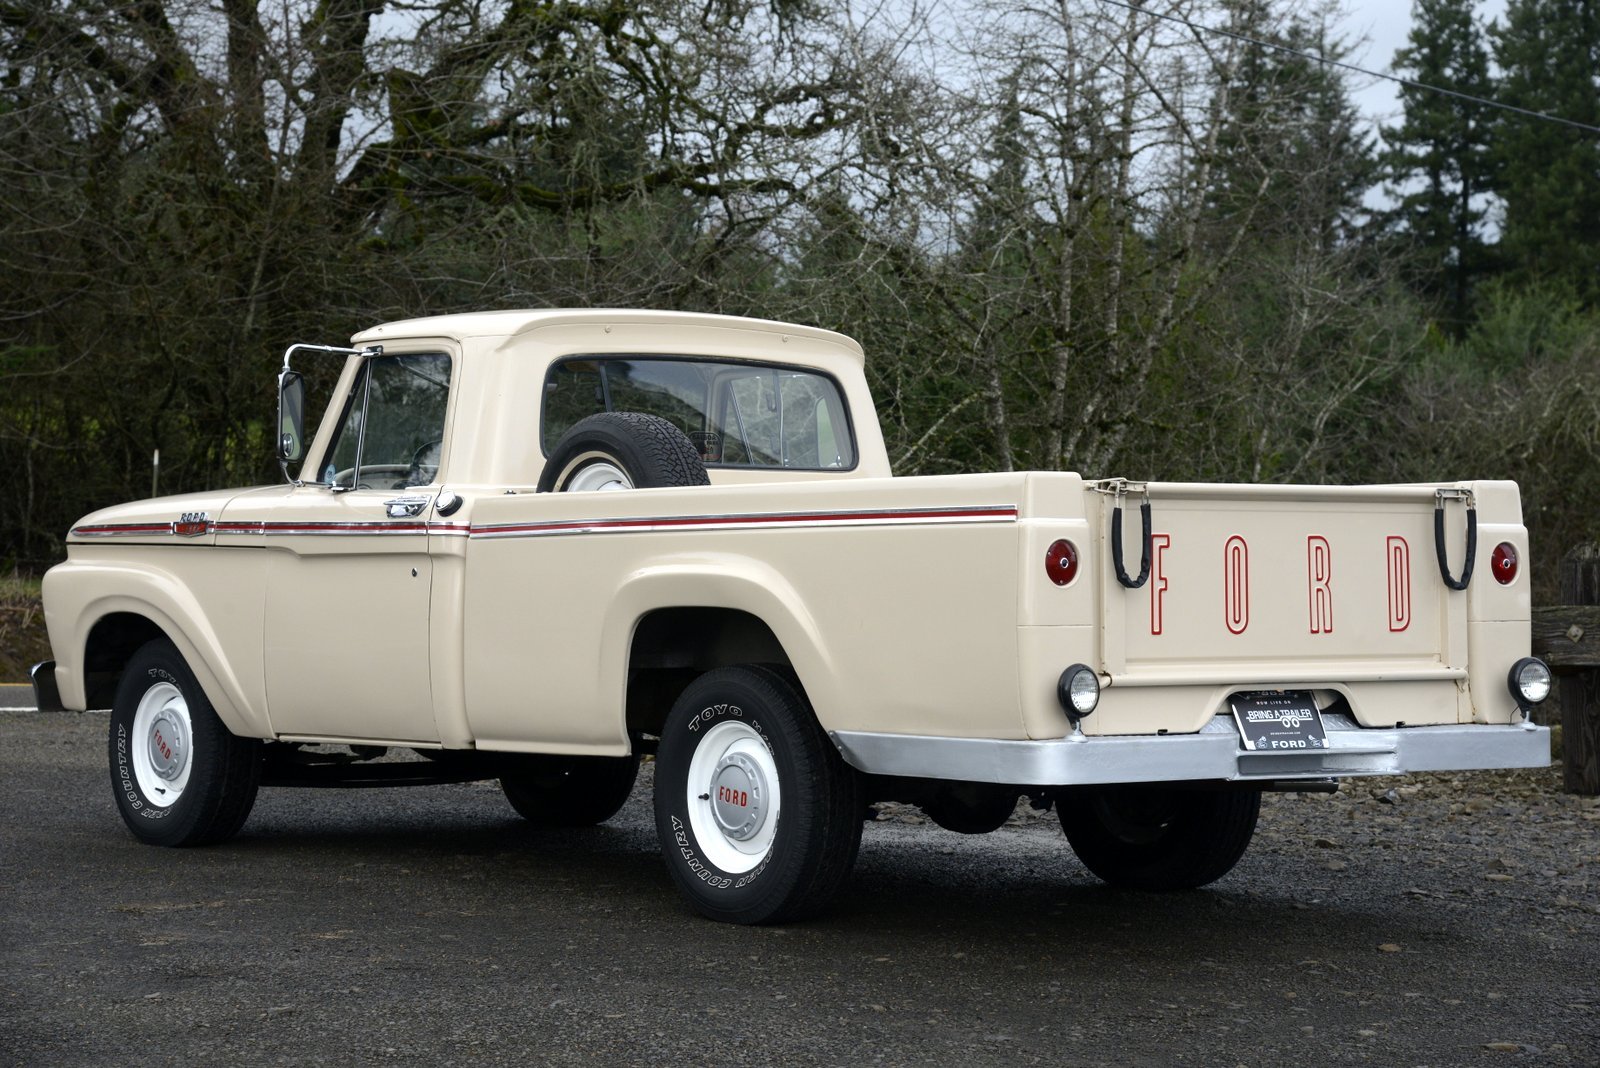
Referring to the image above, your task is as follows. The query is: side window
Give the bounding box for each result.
[320,353,453,489]
[779,373,843,468]
[719,374,780,465]
[718,371,850,468]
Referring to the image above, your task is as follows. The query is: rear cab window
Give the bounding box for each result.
[542,356,856,471]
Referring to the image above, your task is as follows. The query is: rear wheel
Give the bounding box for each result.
[1059,785,1260,890]
[500,755,640,827]
[653,665,861,924]
[109,639,261,846]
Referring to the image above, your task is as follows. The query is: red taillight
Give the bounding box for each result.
[1045,539,1079,586]
[1492,542,1519,585]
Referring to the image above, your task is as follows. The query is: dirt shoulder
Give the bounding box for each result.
[0,576,49,682]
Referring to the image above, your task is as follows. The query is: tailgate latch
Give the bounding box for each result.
[1434,487,1478,591]
[1095,478,1152,590]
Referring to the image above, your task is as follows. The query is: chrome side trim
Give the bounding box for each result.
[79,507,1012,543]
[469,504,1019,540]
[828,715,1552,786]
[70,523,178,538]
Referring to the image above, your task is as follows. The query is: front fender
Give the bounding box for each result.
[601,559,843,733]
[43,557,270,738]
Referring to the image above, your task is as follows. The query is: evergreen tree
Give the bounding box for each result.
[1208,2,1374,252]
[1378,0,1495,326]
[1490,0,1600,305]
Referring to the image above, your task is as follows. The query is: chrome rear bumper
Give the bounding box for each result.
[829,714,1551,787]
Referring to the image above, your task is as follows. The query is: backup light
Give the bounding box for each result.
[1508,657,1551,712]
[1057,663,1100,721]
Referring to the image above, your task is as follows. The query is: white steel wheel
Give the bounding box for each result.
[653,665,862,925]
[129,680,193,808]
[559,454,635,492]
[684,720,783,874]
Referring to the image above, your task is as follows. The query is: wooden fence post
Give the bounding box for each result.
[1559,545,1600,794]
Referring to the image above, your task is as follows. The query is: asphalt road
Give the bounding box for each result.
[3,708,1597,1067]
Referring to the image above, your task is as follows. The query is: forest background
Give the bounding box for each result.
[2,0,1597,598]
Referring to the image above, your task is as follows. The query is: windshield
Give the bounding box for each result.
[542,356,855,470]
[319,353,453,489]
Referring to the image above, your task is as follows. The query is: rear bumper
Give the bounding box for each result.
[829,714,1551,787]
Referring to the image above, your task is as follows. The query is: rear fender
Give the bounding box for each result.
[603,561,839,734]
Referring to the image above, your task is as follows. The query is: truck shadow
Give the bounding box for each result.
[209,793,1456,963]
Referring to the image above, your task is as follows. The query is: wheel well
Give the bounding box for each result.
[83,613,168,708]
[626,608,791,738]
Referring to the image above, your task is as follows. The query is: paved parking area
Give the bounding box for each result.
[3,709,1597,1066]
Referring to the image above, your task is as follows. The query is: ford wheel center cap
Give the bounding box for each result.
[710,753,767,841]
[148,707,188,781]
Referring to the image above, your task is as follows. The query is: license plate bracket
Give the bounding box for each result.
[1230,690,1329,752]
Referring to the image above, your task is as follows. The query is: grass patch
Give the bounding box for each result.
[0,570,50,681]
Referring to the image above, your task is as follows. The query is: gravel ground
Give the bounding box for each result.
[2,709,1597,1067]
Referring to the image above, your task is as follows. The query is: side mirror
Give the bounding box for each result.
[277,369,306,466]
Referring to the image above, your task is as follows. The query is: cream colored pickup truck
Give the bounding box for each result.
[37,309,1552,923]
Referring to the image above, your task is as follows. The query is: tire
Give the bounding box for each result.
[500,754,640,827]
[922,786,1020,835]
[108,639,261,847]
[654,665,861,924]
[538,412,710,493]
[1059,785,1260,890]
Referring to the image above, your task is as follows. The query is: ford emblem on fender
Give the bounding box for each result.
[172,512,210,537]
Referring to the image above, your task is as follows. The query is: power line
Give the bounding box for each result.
[1092,0,1600,137]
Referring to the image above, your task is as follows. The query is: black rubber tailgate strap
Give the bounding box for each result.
[1112,495,1152,590]
[1434,493,1477,591]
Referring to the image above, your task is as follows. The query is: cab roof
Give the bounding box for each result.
[350,308,863,361]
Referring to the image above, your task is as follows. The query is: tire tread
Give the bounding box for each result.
[538,412,709,492]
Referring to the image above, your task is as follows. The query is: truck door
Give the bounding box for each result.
[252,351,454,743]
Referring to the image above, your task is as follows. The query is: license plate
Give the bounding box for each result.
[1230,690,1329,752]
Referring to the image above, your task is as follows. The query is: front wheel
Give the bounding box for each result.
[109,639,261,846]
[1058,785,1260,890]
[654,666,861,924]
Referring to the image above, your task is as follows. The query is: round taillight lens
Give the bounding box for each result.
[1045,539,1079,586]
[1492,542,1519,585]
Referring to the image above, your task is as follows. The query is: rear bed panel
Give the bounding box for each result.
[1017,479,1531,738]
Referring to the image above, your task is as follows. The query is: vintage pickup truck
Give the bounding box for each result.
[37,309,1552,923]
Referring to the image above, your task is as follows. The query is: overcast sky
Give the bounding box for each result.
[1342,0,1508,133]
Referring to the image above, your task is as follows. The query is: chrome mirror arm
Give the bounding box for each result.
[280,343,381,372]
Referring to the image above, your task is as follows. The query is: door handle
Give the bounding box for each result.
[384,495,432,519]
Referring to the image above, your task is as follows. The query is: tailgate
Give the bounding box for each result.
[1095,481,1482,685]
